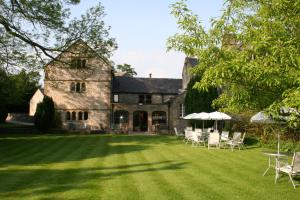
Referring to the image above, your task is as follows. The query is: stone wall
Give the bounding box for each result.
[117,93,172,104]
[169,92,188,134]
[29,89,44,116]
[44,40,111,130]
[112,103,169,132]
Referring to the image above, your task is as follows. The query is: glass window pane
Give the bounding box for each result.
[114,94,119,103]
[84,112,88,120]
[76,82,80,92]
[78,112,83,120]
[71,111,76,120]
[66,112,71,120]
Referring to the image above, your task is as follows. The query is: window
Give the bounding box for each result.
[71,58,86,69]
[76,82,81,92]
[84,111,88,120]
[138,95,145,104]
[78,112,83,120]
[66,111,88,121]
[138,95,151,104]
[71,82,86,93]
[71,111,76,120]
[179,104,185,118]
[66,112,71,120]
[146,95,152,104]
[152,111,167,125]
[113,94,119,103]
[70,82,75,92]
[114,110,129,124]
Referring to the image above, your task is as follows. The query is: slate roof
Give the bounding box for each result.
[113,76,182,94]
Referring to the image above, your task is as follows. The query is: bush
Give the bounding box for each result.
[0,105,8,123]
[34,96,55,131]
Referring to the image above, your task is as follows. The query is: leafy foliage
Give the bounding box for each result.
[185,76,218,114]
[8,70,40,112]
[167,0,300,127]
[0,69,40,116]
[0,68,10,122]
[0,1,117,72]
[34,96,55,131]
[115,63,137,76]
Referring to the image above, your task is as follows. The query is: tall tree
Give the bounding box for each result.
[0,0,117,72]
[167,0,300,126]
[8,69,40,112]
[185,76,218,114]
[116,63,137,76]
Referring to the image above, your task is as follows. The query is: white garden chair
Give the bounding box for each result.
[184,129,193,144]
[276,151,300,189]
[174,127,184,137]
[225,132,244,151]
[208,132,220,149]
[191,131,206,147]
[221,131,229,142]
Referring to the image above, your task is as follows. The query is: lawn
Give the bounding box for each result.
[0,134,299,200]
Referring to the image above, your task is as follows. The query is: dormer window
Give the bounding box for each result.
[71,58,86,69]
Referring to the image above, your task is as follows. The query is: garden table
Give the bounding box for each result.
[262,152,288,182]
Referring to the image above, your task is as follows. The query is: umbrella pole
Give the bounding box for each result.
[202,120,204,132]
[277,133,280,155]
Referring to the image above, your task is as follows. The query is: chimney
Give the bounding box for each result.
[149,73,152,78]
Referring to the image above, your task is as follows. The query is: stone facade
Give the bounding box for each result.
[29,89,44,116]
[44,40,111,130]
[169,92,188,133]
[30,40,195,133]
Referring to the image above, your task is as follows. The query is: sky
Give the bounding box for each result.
[70,0,224,78]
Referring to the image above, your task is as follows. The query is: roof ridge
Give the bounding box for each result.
[124,77,182,80]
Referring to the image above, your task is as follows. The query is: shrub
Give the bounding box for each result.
[34,96,55,131]
[0,105,8,123]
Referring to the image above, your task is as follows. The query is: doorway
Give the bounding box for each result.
[133,111,148,132]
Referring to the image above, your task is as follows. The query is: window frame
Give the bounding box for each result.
[71,111,76,120]
[179,104,185,118]
[84,111,88,120]
[113,94,119,103]
[66,111,71,120]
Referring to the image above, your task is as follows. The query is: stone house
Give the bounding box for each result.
[29,88,44,116]
[30,40,198,133]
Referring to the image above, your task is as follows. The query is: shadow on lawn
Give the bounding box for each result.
[0,160,187,198]
[0,134,180,167]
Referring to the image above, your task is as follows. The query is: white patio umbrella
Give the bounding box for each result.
[183,113,200,128]
[250,112,274,124]
[183,113,199,120]
[193,112,210,131]
[250,111,280,154]
[207,111,232,130]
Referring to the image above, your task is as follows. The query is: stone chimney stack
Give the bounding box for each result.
[149,73,152,78]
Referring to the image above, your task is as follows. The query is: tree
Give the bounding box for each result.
[34,96,55,131]
[8,69,40,112]
[0,68,10,122]
[185,76,218,114]
[167,0,300,126]
[0,1,117,72]
[115,63,137,76]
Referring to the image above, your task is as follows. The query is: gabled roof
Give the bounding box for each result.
[44,39,110,68]
[113,76,182,94]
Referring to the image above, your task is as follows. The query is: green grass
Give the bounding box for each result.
[0,134,299,200]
